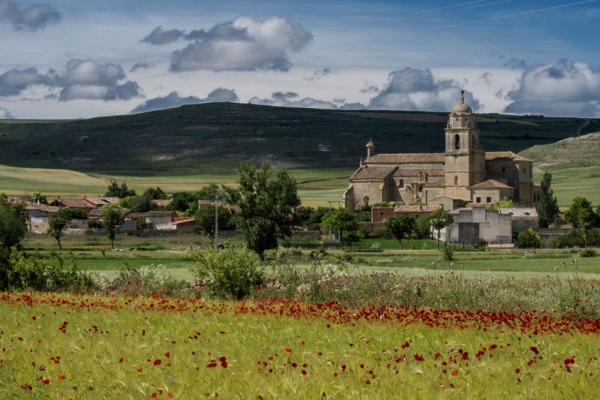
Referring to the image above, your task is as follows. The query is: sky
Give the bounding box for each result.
[1,0,599,119]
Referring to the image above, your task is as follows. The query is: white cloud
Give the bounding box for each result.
[367,68,481,112]
[148,16,313,72]
[0,0,61,31]
[0,105,15,118]
[505,59,600,117]
[131,88,238,113]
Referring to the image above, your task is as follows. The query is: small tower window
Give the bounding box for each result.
[502,167,506,173]
[454,134,460,149]
[399,179,404,188]
[454,176,458,186]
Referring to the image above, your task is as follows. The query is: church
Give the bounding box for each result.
[343,91,540,211]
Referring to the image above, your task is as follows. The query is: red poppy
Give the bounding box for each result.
[154,359,161,366]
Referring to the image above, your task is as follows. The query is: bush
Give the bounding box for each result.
[580,248,597,258]
[477,237,487,251]
[2,249,93,291]
[442,246,454,261]
[87,219,100,229]
[190,248,264,300]
[515,228,541,249]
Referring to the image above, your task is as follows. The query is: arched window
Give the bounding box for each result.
[454,176,458,186]
[454,134,460,149]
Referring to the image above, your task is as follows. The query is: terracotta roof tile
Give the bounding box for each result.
[470,179,513,189]
[367,153,445,164]
[394,205,441,213]
[349,166,398,180]
[485,151,531,162]
[393,168,444,177]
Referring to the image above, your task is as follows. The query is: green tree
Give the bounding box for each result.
[515,228,541,249]
[488,196,514,211]
[385,215,415,249]
[429,208,454,250]
[30,192,48,205]
[47,208,74,250]
[321,208,359,249]
[103,205,125,249]
[129,194,158,213]
[169,191,198,213]
[196,183,220,201]
[194,205,233,247]
[0,207,26,249]
[565,197,598,228]
[236,163,300,259]
[143,187,167,200]
[105,181,136,198]
[538,172,559,228]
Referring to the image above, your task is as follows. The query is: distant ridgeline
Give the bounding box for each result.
[0,103,596,175]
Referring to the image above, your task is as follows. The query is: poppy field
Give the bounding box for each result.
[1,292,599,399]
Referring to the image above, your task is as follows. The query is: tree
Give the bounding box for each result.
[538,172,559,228]
[194,205,233,247]
[196,183,220,201]
[103,205,125,249]
[515,228,541,249]
[321,208,359,249]
[488,196,514,211]
[129,194,158,213]
[429,208,454,250]
[169,191,197,213]
[0,207,26,249]
[143,187,167,200]
[105,181,136,198]
[565,197,598,228]
[30,192,48,205]
[236,163,300,259]
[385,215,415,249]
[47,208,74,250]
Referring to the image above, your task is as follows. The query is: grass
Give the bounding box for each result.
[1,292,599,398]
[534,166,600,208]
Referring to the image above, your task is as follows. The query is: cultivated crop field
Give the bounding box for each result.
[1,292,599,399]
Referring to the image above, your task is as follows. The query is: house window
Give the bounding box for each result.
[476,197,481,203]
[486,197,492,203]
[379,212,385,220]
[399,179,404,188]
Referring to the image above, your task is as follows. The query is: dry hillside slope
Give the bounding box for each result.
[520,131,600,170]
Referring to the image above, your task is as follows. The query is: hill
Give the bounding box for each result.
[0,103,597,175]
[521,131,600,171]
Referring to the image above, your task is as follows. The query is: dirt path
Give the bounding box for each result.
[577,119,590,136]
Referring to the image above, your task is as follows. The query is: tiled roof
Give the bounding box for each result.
[470,179,513,189]
[51,198,93,208]
[485,151,531,162]
[394,205,441,213]
[349,166,397,181]
[367,153,445,164]
[128,211,175,219]
[88,208,130,218]
[172,217,195,225]
[393,168,444,177]
[81,196,120,206]
[422,178,445,188]
[26,203,61,213]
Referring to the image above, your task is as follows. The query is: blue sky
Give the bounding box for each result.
[1,0,599,119]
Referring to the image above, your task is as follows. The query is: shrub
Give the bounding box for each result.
[190,248,264,300]
[87,219,100,229]
[580,248,597,258]
[477,237,487,251]
[442,246,454,261]
[515,228,541,249]
[4,249,93,291]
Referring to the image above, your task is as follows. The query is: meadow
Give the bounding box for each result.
[1,162,600,208]
[1,292,599,399]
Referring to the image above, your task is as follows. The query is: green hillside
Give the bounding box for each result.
[0,103,595,176]
[521,131,600,171]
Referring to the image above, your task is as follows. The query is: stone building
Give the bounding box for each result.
[344,91,539,211]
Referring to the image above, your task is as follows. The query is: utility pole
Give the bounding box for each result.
[213,195,219,249]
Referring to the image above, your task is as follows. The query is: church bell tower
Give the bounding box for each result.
[444,91,485,200]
